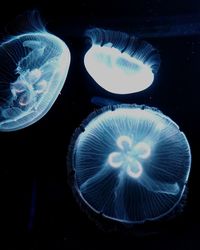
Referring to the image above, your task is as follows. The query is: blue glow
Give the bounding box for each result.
[108,135,151,178]
[69,104,191,223]
[0,31,70,131]
[84,28,160,94]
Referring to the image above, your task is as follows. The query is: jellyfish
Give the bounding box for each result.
[67,104,191,224]
[84,28,160,94]
[0,30,70,131]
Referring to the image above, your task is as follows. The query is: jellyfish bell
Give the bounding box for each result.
[0,30,70,131]
[84,28,160,94]
[67,104,191,225]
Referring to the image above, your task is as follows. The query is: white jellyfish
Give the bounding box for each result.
[84,28,160,94]
[68,104,191,224]
[0,28,70,131]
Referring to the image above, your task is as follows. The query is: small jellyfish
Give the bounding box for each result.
[67,104,191,224]
[0,29,70,131]
[84,28,160,94]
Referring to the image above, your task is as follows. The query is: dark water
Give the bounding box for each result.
[0,0,199,249]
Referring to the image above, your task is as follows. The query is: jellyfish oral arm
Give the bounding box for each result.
[108,152,123,168]
[108,135,151,179]
[133,142,151,159]
[138,173,180,195]
[126,162,143,178]
[116,135,133,150]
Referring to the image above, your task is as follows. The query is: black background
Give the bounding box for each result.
[0,0,199,249]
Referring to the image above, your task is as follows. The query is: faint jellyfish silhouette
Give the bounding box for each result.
[0,16,70,131]
[67,104,191,224]
[84,28,160,94]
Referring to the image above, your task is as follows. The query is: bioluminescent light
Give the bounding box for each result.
[84,28,160,94]
[0,29,70,131]
[68,104,191,224]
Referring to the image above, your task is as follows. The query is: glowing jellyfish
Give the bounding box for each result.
[84,28,160,94]
[0,31,70,131]
[68,104,191,224]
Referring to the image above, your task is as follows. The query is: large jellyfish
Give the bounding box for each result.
[68,104,191,224]
[0,31,70,131]
[84,28,160,94]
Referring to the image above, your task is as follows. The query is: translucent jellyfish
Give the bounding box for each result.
[68,104,191,224]
[0,31,70,131]
[84,28,160,94]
